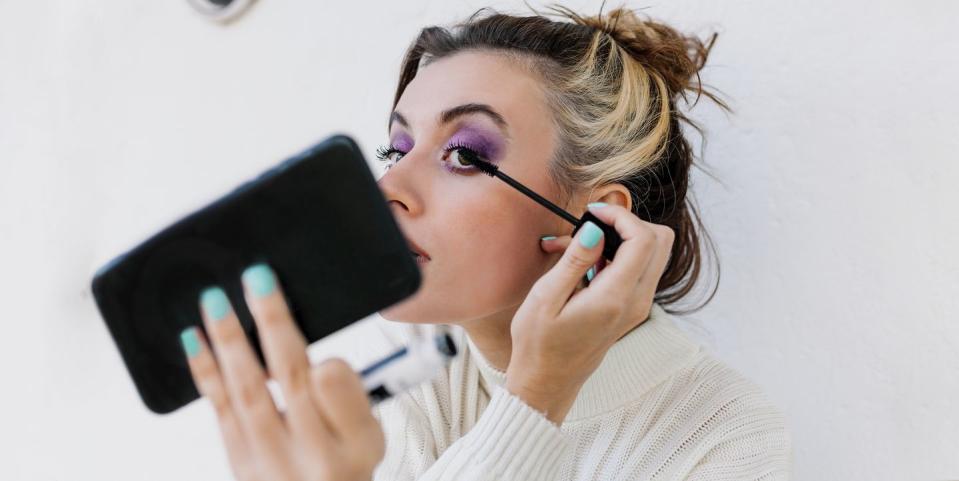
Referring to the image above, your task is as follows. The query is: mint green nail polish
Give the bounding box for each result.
[541,235,557,241]
[586,266,596,281]
[200,287,231,322]
[579,221,603,249]
[587,202,608,209]
[242,263,276,298]
[180,327,200,358]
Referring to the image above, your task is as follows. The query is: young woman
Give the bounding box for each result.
[178,6,792,480]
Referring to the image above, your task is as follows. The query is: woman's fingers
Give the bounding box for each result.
[198,286,289,463]
[541,234,603,285]
[634,223,674,293]
[240,263,333,449]
[530,221,606,315]
[310,358,384,461]
[580,204,669,301]
[539,234,571,254]
[180,327,260,481]
[185,266,384,480]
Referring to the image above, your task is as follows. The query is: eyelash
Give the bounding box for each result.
[375,143,483,174]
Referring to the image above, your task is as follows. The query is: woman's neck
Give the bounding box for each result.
[456,305,651,373]
[458,309,515,372]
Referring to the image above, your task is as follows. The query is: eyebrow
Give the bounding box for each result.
[389,103,510,137]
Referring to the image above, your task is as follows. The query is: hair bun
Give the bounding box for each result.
[545,5,719,106]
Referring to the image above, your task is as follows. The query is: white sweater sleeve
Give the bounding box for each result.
[684,391,793,481]
[685,427,792,481]
[372,385,570,481]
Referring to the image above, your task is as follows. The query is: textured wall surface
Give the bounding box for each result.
[1,1,956,479]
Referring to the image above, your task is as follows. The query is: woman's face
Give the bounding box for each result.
[377,50,572,325]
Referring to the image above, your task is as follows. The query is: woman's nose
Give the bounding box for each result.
[377,157,425,218]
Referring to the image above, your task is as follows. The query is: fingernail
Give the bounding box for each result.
[587,202,608,209]
[200,286,231,322]
[579,221,603,249]
[242,263,276,298]
[586,266,596,281]
[540,235,557,241]
[180,327,200,358]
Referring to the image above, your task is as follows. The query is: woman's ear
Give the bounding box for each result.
[588,183,632,213]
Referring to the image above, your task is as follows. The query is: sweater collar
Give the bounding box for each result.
[464,303,701,423]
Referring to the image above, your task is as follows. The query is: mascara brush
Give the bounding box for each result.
[459,150,622,262]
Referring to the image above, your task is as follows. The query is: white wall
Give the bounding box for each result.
[2,0,957,479]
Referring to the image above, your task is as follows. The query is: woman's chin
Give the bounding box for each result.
[379,288,468,325]
[379,295,431,324]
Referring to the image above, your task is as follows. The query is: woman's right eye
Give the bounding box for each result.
[375,146,406,167]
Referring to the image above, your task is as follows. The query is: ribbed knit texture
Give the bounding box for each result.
[365,304,792,480]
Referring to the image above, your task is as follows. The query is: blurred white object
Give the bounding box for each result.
[360,324,458,404]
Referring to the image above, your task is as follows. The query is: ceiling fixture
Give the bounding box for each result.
[187,0,257,23]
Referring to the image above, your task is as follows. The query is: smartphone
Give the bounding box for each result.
[90,134,421,414]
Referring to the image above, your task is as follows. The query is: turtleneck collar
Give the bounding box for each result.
[463,303,701,423]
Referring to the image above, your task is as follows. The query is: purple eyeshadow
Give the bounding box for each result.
[390,132,414,151]
[447,125,505,162]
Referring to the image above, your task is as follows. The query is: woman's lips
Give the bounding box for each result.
[406,237,430,262]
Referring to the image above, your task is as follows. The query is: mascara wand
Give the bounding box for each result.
[459,150,622,262]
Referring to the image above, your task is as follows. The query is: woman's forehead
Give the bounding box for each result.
[395,51,548,127]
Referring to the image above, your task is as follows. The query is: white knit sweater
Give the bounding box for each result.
[361,304,792,480]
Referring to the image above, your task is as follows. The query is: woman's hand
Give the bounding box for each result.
[505,202,674,424]
[179,263,385,481]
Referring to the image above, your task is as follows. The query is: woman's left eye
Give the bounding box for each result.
[444,146,480,172]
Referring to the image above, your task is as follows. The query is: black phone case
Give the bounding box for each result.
[90,134,421,414]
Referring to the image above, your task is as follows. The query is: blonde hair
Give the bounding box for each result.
[393,4,730,313]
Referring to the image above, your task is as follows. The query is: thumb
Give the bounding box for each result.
[531,221,605,315]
